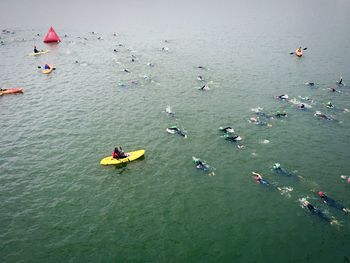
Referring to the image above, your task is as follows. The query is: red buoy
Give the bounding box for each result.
[43,26,61,43]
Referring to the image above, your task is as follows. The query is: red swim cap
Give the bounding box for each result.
[318,191,324,197]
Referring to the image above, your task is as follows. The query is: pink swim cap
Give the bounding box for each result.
[318,191,324,197]
[348,178,350,183]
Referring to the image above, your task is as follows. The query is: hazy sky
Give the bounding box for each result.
[1,0,349,34]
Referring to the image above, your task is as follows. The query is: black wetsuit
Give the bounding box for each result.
[195,160,208,170]
[168,127,186,137]
[225,135,240,142]
[221,127,233,133]
[321,195,347,212]
[276,112,287,117]
[306,203,331,222]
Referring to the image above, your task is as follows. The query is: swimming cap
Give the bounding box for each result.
[273,163,280,169]
[318,191,324,197]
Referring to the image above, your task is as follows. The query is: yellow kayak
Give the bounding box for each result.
[29,50,49,56]
[42,64,54,74]
[100,149,145,165]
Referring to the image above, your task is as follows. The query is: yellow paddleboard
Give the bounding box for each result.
[42,64,54,74]
[100,149,145,165]
[29,50,49,56]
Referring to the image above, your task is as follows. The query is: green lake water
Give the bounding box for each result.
[1,2,350,261]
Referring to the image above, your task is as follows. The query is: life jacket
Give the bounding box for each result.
[112,151,119,158]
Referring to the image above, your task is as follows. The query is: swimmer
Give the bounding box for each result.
[219,126,235,133]
[130,80,139,85]
[340,175,350,183]
[304,82,315,86]
[298,96,316,104]
[192,157,215,175]
[198,66,206,69]
[124,69,130,73]
[297,103,306,109]
[251,107,272,118]
[161,47,169,51]
[275,111,287,117]
[113,49,118,52]
[75,60,79,64]
[276,94,289,100]
[326,101,334,109]
[251,107,263,113]
[197,76,204,81]
[327,87,341,93]
[317,192,349,213]
[301,200,337,224]
[252,172,269,185]
[223,133,242,142]
[314,111,332,120]
[272,163,297,177]
[165,105,175,118]
[193,158,208,170]
[249,117,272,127]
[166,126,187,138]
[147,63,155,67]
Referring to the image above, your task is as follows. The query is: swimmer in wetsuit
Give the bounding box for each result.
[317,192,348,213]
[192,157,210,171]
[224,133,241,142]
[167,126,187,137]
[252,172,269,185]
[302,200,333,223]
[219,126,235,133]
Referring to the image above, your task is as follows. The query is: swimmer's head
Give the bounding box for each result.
[273,163,281,169]
[318,191,325,197]
[250,117,257,123]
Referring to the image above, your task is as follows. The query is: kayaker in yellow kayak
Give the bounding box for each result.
[112,147,130,159]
